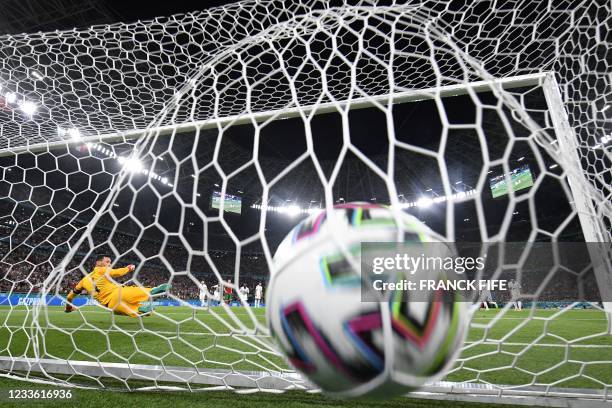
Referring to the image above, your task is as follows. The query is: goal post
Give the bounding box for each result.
[1,0,611,406]
[540,73,612,321]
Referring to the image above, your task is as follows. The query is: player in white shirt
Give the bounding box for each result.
[254,282,263,308]
[238,284,250,305]
[508,279,522,310]
[210,284,220,307]
[480,287,498,310]
[199,281,208,307]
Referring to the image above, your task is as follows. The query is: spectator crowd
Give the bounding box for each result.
[1,220,269,301]
[1,204,600,304]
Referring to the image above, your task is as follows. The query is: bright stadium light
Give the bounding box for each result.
[549,164,559,169]
[19,101,37,116]
[5,92,17,104]
[286,205,300,216]
[517,156,525,161]
[416,197,433,208]
[30,70,44,80]
[67,128,81,140]
[124,157,143,173]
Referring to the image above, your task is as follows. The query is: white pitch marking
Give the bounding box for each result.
[0,325,265,338]
[2,324,610,348]
[1,308,606,319]
[471,317,608,321]
[463,341,612,349]
[0,308,265,317]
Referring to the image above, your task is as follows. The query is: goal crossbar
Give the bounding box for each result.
[0,72,547,157]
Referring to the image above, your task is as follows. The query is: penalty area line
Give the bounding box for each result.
[1,324,267,338]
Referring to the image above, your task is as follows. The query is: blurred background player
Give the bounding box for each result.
[224,278,233,304]
[199,281,208,307]
[480,287,498,310]
[213,287,220,306]
[254,282,263,308]
[64,255,170,317]
[508,279,523,311]
[238,283,249,305]
[211,283,221,306]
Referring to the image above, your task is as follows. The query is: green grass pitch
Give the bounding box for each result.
[0,305,610,407]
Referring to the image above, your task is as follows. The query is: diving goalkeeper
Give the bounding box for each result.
[64,255,170,317]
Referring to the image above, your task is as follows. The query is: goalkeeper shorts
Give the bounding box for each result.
[106,286,152,317]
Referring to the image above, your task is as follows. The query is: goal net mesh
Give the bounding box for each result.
[0,0,611,401]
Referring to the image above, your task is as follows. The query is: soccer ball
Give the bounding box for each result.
[266,203,469,397]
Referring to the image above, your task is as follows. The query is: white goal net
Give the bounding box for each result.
[0,0,611,405]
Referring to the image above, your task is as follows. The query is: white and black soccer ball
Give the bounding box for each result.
[266,202,469,397]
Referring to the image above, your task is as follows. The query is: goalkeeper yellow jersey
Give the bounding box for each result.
[74,266,130,306]
[73,272,95,294]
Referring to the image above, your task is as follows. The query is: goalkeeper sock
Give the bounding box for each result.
[150,283,171,296]
[138,305,154,315]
